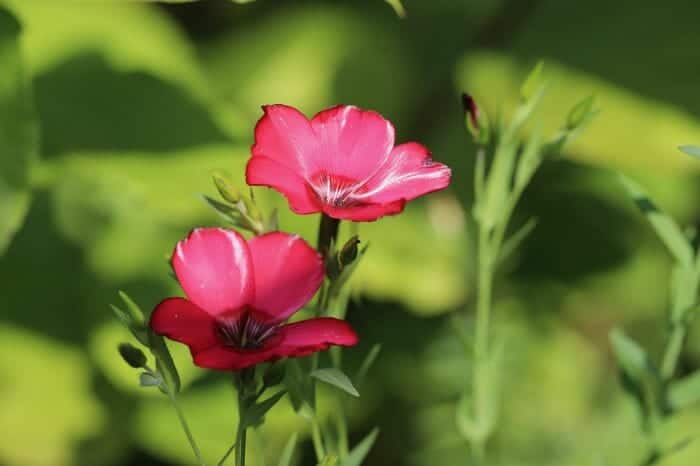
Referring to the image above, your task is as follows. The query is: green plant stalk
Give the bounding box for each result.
[661,325,686,382]
[311,415,327,461]
[165,387,205,466]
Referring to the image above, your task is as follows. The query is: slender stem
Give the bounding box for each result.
[317,213,340,259]
[165,389,206,466]
[235,422,247,466]
[310,416,326,461]
[661,324,686,381]
[217,440,238,466]
[336,403,349,459]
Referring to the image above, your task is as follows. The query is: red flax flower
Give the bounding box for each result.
[150,228,358,370]
[246,104,451,221]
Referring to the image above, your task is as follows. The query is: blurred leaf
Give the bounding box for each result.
[285,359,315,414]
[520,61,544,101]
[498,218,538,265]
[355,344,382,388]
[679,145,700,159]
[0,6,38,254]
[148,330,181,394]
[277,433,298,466]
[384,0,406,18]
[567,95,596,130]
[338,428,379,466]
[311,368,360,398]
[619,174,693,266]
[669,370,700,410]
[246,390,287,428]
[0,324,104,465]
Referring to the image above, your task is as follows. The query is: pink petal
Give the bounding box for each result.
[322,199,406,222]
[356,142,451,204]
[172,228,254,316]
[248,232,324,322]
[193,317,358,371]
[279,317,359,348]
[250,104,318,177]
[246,156,320,214]
[150,298,219,352]
[310,105,395,181]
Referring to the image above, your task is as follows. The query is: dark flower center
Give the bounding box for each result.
[216,312,278,349]
[308,171,367,208]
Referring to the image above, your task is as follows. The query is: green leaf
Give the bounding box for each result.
[668,370,700,410]
[567,94,596,129]
[118,290,146,327]
[619,174,693,266]
[110,304,149,345]
[679,144,700,159]
[245,390,287,428]
[277,433,298,466]
[337,428,379,466]
[285,358,315,414]
[0,6,38,254]
[148,330,181,394]
[311,368,360,398]
[319,455,338,466]
[384,0,406,18]
[354,344,381,388]
[498,218,538,265]
[520,61,544,101]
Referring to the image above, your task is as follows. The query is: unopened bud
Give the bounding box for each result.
[461,93,490,146]
[339,235,360,268]
[212,171,241,204]
[118,342,147,368]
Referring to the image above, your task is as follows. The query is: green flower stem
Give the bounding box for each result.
[311,415,326,461]
[318,213,340,259]
[165,387,205,466]
[235,420,247,466]
[661,324,686,381]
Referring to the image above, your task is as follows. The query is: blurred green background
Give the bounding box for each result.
[2,0,700,465]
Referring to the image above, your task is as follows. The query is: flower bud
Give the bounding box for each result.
[461,93,489,146]
[212,171,241,204]
[339,235,360,268]
[118,342,147,368]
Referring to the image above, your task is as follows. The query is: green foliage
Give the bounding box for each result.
[0,6,38,254]
[337,429,379,466]
[311,368,360,398]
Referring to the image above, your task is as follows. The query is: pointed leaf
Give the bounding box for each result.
[311,368,359,397]
[619,175,693,266]
[246,390,287,428]
[520,61,544,101]
[277,433,298,466]
[354,344,381,388]
[338,428,379,466]
[498,218,538,264]
[669,370,700,410]
[148,330,181,394]
[384,0,406,18]
[679,145,700,159]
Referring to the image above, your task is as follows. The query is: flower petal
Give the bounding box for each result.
[246,156,320,214]
[150,298,219,352]
[248,232,324,322]
[310,105,395,181]
[322,199,405,222]
[193,317,358,371]
[250,104,318,177]
[356,142,451,204]
[172,228,254,316]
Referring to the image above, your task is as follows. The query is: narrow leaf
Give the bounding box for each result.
[355,344,381,388]
[499,218,538,264]
[669,370,700,409]
[679,145,700,159]
[384,0,406,18]
[148,330,181,393]
[619,175,693,266]
[246,390,287,428]
[277,433,298,466]
[520,61,544,101]
[118,290,146,326]
[311,368,360,397]
[338,428,379,466]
